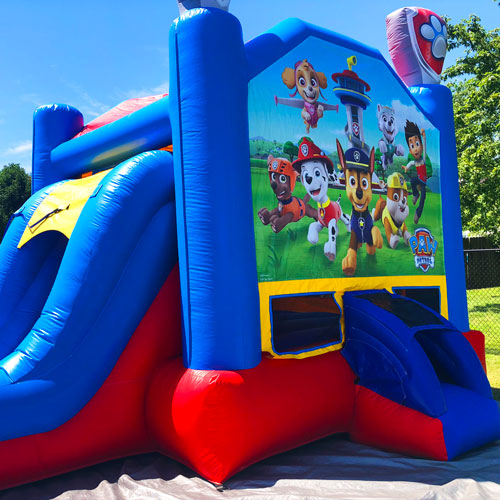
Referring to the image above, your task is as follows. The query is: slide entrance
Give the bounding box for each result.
[342,289,500,458]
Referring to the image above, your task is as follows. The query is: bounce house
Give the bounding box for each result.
[0,2,499,489]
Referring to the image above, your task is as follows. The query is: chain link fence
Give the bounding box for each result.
[464,247,500,354]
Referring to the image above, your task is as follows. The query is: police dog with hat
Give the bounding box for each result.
[336,139,383,276]
[293,137,350,262]
[373,172,411,249]
[258,154,316,233]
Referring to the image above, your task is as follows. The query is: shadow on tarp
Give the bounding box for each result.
[228,434,500,489]
[1,434,500,499]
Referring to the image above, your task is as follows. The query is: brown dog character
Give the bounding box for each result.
[373,173,411,249]
[275,59,338,133]
[337,139,383,276]
[258,155,315,233]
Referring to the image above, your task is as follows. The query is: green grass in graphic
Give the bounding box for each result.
[251,166,444,282]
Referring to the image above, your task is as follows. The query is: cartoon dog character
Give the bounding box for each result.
[402,120,432,224]
[275,59,338,134]
[258,155,316,233]
[292,138,350,262]
[377,104,404,174]
[336,139,383,276]
[373,172,411,249]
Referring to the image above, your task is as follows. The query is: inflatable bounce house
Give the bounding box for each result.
[0,1,499,489]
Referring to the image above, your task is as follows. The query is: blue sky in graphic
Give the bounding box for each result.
[248,36,440,167]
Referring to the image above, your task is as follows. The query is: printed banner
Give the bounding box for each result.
[249,37,444,283]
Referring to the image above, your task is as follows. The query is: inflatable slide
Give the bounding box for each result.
[343,290,500,460]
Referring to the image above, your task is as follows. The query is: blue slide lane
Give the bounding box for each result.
[0,150,176,441]
[343,289,500,458]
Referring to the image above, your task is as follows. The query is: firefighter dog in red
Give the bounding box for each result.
[293,137,350,261]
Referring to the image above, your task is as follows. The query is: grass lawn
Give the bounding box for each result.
[251,166,444,282]
[486,354,500,401]
[467,287,500,401]
[467,287,500,353]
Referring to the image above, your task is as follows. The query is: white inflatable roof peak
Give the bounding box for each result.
[177,0,230,14]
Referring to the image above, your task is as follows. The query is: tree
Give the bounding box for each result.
[443,13,500,243]
[283,141,298,162]
[0,163,31,237]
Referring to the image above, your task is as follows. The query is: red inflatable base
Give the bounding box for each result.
[350,385,447,460]
[147,351,356,484]
[0,267,479,488]
[463,330,487,372]
[0,264,358,489]
[0,268,183,490]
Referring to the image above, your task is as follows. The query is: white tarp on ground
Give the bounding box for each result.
[1,434,500,500]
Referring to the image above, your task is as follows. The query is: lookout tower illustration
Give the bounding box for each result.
[332,56,372,153]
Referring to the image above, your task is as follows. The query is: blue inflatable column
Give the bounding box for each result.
[410,84,469,331]
[32,105,84,193]
[169,8,261,369]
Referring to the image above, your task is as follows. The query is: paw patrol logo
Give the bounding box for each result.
[409,228,438,272]
[352,122,360,137]
[301,143,309,157]
[353,150,361,162]
[272,160,278,170]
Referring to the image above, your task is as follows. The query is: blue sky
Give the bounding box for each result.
[0,0,498,173]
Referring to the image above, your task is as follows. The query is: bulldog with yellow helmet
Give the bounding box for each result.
[373,172,411,249]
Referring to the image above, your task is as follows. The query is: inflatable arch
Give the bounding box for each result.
[0,3,498,488]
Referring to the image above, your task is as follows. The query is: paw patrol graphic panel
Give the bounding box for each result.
[248,31,448,358]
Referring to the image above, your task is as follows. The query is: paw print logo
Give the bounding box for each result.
[420,15,447,60]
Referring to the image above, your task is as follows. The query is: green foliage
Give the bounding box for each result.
[373,150,409,184]
[443,14,500,243]
[250,138,284,159]
[0,163,31,237]
[467,286,500,353]
[250,158,268,169]
[283,141,298,162]
[467,281,500,400]
[287,227,297,241]
[267,244,282,281]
